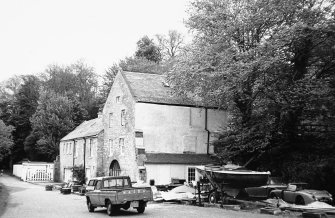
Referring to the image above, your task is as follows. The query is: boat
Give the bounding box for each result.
[196,164,270,189]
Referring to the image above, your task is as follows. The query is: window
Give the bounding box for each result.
[116,96,120,103]
[109,113,113,128]
[74,142,77,157]
[188,167,196,183]
[119,138,124,153]
[88,180,96,186]
[109,139,113,156]
[69,143,72,155]
[135,131,144,148]
[63,143,65,154]
[95,181,102,190]
[89,139,93,157]
[121,109,126,126]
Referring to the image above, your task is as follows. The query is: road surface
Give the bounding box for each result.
[0,174,294,218]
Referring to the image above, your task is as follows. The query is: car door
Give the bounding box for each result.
[90,180,102,205]
[282,190,296,203]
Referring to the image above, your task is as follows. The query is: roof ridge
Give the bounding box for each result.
[122,71,164,76]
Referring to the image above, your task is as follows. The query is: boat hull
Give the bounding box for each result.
[196,166,270,189]
[211,171,269,188]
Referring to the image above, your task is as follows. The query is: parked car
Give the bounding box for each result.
[60,181,81,194]
[85,177,101,193]
[269,182,333,205]
[85,176,153,215]
[244,177,288,199]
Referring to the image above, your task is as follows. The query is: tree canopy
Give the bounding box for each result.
[168,0,335,183]
[0,120,14,165]
[135,35,162,63]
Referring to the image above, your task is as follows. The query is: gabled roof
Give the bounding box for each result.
[145,153,216,165]
[121,71,206,107]
[61,117,103,141]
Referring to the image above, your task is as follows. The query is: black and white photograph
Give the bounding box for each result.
[0,0,335,217]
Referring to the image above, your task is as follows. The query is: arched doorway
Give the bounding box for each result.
[109,160,121,176]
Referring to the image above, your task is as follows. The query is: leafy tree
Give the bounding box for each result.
[169,0,335,170]
[41,61,98,120]
[135,36,162,63]
[119,56,165,74]
[156,30,184,60]
[100,64,120,102]
[0,120,14,167]
[70,61,99,119]
[9,75,40,162]
[30,90,78,160]
[41,65,76,97]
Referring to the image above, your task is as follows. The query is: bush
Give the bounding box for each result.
[72,165,85,185]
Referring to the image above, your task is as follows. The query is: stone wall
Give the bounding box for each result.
[102,73,139,182]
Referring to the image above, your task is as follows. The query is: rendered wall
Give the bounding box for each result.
[146,164,202,185]
[134,103,228,154]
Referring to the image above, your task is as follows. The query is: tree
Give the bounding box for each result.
[100,64,119,102]
[135,36,162,63]
[9,75,40,162]
[156,30,184,60]
[119,56,166,74]
[168,0,335,167]
[0,120,14,167]
[41,61,98,119]
[30,90,78,161]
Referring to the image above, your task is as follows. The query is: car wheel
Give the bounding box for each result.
[122,202,130,210]
[137,202,145,214]
[87,199,95,212]
[208,192,217,204]
[106,201,113,216]
[295,196,305,205]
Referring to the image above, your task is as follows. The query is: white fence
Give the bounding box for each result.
[13,162,54,182]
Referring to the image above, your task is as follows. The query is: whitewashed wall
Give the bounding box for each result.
[146,164,202,185]
[135,103,228,154]
[13,162,54,181]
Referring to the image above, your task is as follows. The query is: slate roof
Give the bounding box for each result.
[61,117,103,141]
[145,153,216,165]
[122,71,205,107]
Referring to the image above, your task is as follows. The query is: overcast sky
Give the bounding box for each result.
[0,0,191,82]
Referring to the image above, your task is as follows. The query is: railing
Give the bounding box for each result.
[26,169,53,181]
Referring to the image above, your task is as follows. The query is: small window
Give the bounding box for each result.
[109,113,113,128]
[121,109,126,126]
[116,96,120,103]
[74,142,77,157]
[89,139,93,157]
[124,178,129,187]
[135,131,144,148]
[109,139,113,156]
[188,167,196,183]
[119,138,125,153]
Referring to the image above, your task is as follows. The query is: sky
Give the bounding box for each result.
[0,0,191,82]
